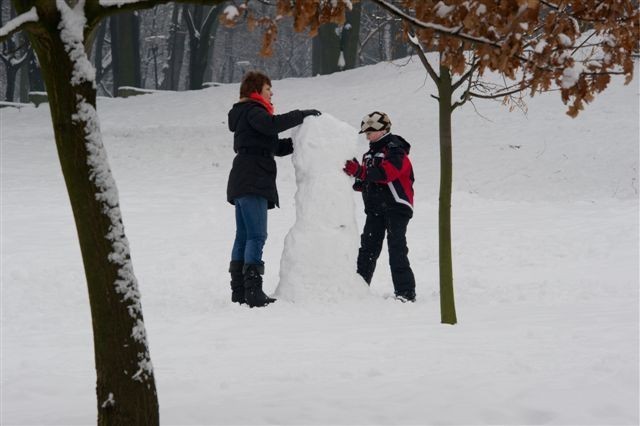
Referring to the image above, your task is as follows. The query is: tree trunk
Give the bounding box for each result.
[185,5,221,90]
[192,6,221,89]
[311,7,362,75]
[312,23,341,75]
[437,66,458,325]
[185,5,202,89]
[341,3,361,70]
[221,25,235,83]
[110,12,141,94]
[27,50,44,92]
[94,20,107,90]
[2,4,18,102]
[312,6,361,75]
[389,18,408,60]
[160,4,185,91]
[19,55,29,101]
[4,65,17,101]
[26,22,159,425]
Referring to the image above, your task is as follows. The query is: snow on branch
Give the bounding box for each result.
[99,0,150,5]
[93,0,226,19]
[0,7,38,43]
[57,0,96,87]
[371,0,500,48]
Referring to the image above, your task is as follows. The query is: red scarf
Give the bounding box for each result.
[249,92,274,115]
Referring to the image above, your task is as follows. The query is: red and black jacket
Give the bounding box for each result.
[353,133,414,217]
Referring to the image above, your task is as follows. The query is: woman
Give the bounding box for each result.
[226,71,320,307]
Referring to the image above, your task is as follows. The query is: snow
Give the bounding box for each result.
[223,5,239,21]
[435,1,455,18]
[560,62,585,89]
[1,57,638,424]
[56,0,96,87]
[99,0,145,6]
[0,6,38,38]
[534,38,548,54]
[558,33,573,47]
[337,51,346,69]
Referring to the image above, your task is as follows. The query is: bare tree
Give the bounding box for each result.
[0,1,28,101]
[110,11,142,94]
[0,1,359,422]
[371,0,638,324]
[160,3,187,90]
[312,3,361,75]
[184,4,222,89]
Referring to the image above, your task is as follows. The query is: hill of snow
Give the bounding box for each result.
[1,58,638,425]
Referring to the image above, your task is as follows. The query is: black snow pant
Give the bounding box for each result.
[356,211,415,295]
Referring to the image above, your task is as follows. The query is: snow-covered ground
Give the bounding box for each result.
[1,58,638,425]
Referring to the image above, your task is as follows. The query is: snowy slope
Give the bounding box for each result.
[1,58,638,425]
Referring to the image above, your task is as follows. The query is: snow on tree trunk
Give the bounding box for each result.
[21,1,160,422]
[276,114,370,303]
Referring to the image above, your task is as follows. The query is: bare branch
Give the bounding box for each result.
[452,59,479,91]
[371,0,502,49]
[468,84,531,100]
[357,22,387,61]
[183,7,196,36]
[452,63,476,111]
[0,49,28,67]
[87,0,227,26]
[0,6,39,44]
[539,0,633,23]
[407,33,439,84]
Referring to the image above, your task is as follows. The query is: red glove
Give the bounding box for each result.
[343,158,365,179]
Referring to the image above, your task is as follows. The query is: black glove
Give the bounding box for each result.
[301,109,321,117]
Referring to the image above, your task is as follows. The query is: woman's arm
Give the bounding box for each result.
[247,106,305,135]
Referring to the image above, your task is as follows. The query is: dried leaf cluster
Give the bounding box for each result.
[224,0,637,117]
[396,0,638,116]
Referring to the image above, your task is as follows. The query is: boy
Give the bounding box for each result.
[343,111,416,302]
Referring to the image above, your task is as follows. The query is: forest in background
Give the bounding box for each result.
[0,1,409,102]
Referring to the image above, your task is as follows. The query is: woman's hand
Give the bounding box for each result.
[301,109,321,117]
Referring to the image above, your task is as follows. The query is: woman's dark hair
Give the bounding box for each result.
[240,71,271,98]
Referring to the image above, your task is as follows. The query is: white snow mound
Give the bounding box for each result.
[276,114,371,302]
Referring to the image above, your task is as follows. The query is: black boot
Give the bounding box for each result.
[243,264,276,308]
[394,290,416,303]
[229,261,245,304]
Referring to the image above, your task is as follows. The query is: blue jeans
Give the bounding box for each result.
[231,195,268,265]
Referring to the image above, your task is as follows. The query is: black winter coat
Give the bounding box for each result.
[226,100,305,208]
[353,133,415,218]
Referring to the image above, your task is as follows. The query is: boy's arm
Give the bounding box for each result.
[364,145,407,183]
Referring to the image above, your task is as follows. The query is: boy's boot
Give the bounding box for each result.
[229,261,245,304]
[243,264,276,308]
[394,290,416,303]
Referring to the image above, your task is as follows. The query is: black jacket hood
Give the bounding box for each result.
[370,133,411,154]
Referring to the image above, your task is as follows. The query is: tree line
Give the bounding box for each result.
[1,0,408,101]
